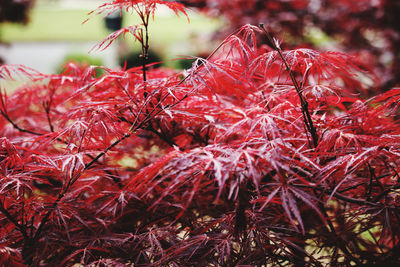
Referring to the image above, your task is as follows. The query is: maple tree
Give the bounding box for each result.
[1,0,400,266]
[181,0,400,92]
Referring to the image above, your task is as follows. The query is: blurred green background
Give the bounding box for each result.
[0,0,221,74]
[1,2,220,44]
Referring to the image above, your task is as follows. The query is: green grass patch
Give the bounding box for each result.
[1,6,221,44]
[1,8,105,42]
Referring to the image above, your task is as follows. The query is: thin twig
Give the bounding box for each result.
[0,198,29,241]
[259,24,318,148]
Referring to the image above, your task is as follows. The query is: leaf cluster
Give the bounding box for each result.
[182,0,400,91]
[1,1,400,266]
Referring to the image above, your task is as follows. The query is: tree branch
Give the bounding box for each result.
[0,198,29,241]
[259,24,318,148]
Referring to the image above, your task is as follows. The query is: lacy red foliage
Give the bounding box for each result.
[1,1,400,266]
[182,0,400,91]
[88,0,188,21]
